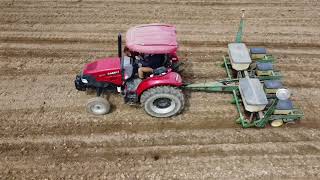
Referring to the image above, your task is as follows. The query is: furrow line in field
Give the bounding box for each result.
[1,128,319,149]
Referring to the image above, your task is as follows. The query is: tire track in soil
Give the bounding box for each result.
[0,155,319,179]
[1,130,320,178]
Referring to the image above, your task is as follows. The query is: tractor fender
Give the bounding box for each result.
[136,72,183,96]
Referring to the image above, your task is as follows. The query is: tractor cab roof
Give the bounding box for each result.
[126,23,178,54]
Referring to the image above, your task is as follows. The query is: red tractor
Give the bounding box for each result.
[75,24,185,117]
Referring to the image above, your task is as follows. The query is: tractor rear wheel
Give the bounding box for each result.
[86,97,110,115]
[140,86,184,118]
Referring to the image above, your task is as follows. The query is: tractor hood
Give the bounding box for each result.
[82,57,121,75]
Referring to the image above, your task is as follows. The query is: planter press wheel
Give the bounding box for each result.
[270,119,284,127]
[86,97,111,115]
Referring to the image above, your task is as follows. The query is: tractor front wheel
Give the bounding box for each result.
[86,97,111,115]
[140,86,184,118]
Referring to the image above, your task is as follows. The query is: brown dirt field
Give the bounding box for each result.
[0,0,320,179]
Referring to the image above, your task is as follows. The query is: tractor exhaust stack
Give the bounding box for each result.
[118,33,122,58]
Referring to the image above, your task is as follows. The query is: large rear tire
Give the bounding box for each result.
[86,97,110,115]
[140,86,184,118]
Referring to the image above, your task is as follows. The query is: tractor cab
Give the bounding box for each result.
[119,24,183,103]
[122,53,170,81]
[121,24,180,79]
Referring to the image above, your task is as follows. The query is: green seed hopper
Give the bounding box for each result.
[184,10,304,128]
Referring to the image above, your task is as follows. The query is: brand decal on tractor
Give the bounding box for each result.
[107,71,120,76]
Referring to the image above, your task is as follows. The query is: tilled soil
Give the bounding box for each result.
[0,0,320,179]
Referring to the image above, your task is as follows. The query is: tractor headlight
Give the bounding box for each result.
[81,78,88,84]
